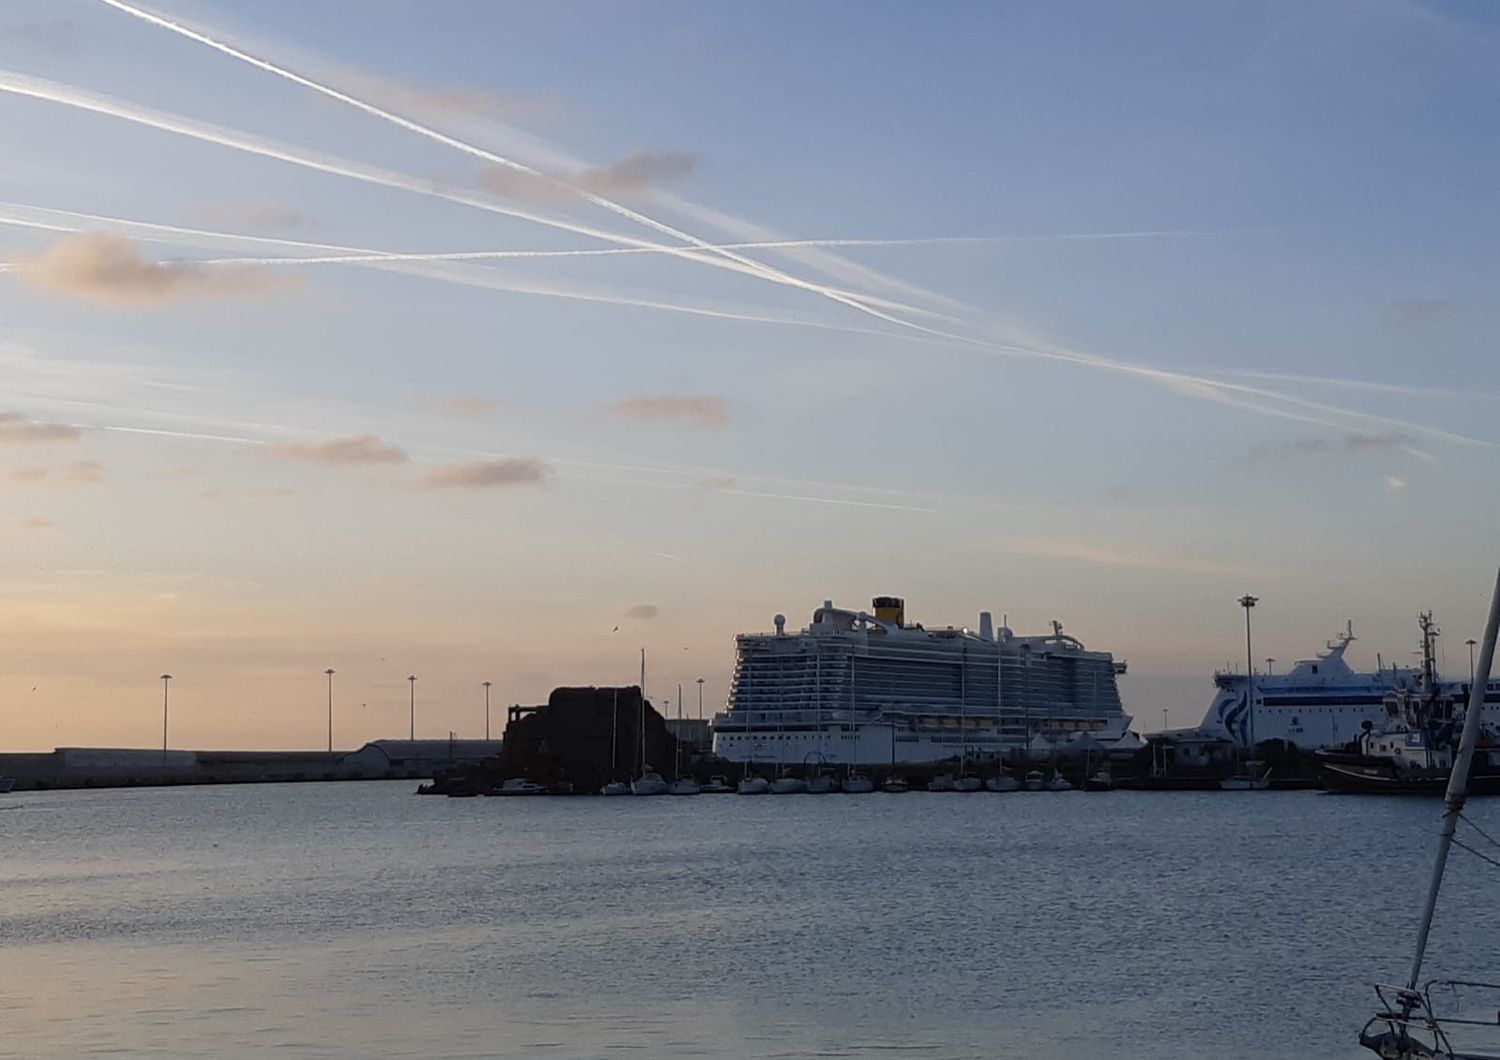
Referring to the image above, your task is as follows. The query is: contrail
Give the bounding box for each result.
[0,70,936,321]
[177,235,1112,268]
[87,4,1422,445]
[21,14,1487,449]
[0,204,911,335]
[90,0,995,346]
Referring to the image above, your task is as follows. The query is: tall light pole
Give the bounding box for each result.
[696,677,705,720]
[1468,638,1478,684]
[483,680,493,741]
[160,674,172,762]
[408,675,417,740]
[1266,657,1275,677]
[324,668,336,753]
[1239,595,1259,752]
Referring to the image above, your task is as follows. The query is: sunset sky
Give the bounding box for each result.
[1,0,1497,751]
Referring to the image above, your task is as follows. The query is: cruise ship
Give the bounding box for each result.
[1198,621,1500,750]
[711,596,1132,766]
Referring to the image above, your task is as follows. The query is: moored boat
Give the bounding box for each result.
[953,775,983,793]
[1083,770,1115,792]
[1043,771,1074,792]
[631,770,669,796]
[841,772,875,793]
[985,771,1020,792]
[805,773,837,794]
[668,777,701,795]
[701,775,734,793]
[769,775,807,794]
[600,780,630,796]
[927,773,955,792]
[880,775,909,793]
[493,778,546,796]
[1023,770,1045,791]
[737,775,770,795]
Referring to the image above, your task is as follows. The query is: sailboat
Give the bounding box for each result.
[600,688,630,795]
[1356,568,1500,1060]
[631,650,669,796]
[668,683,700,795]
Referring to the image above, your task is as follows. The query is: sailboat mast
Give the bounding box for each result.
[610,689,619,778]
[1406,567,1500,991]
[675,682,683,781]
[639,648,647,774]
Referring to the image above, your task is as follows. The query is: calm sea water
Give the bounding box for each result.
[4,782,1500,1059]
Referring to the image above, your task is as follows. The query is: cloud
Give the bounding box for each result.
[0,20,81,55]
[198,201,314,232]
[479,149,698,202]
[17,232,291,305]
[576,150,698,196]
[64,460,105,484]
[348,72,563,123]
[18,517,55,530]
[1387,297,1455,329]
[1384,475,1408,491]
[0,411,81,444]
[8,460,105,484]
[416,458,549,489]
[609,394,729,429]
[267,433,408,466]
[1244,431,1417,462]
[196,486,297,501]
[438,396,503,418]
[1006,539,1269,579]
[625,604,660,620]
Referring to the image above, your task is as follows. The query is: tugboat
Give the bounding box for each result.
[1319,613,1500,795]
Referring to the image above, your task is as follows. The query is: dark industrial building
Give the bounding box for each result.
[499,686,684,791]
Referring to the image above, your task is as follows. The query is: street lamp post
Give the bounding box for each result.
[1468,638,1479,684]
[696,677,705,721]
[160,674,172,763]
[408,675,417,740]
[1266,657,1275,677]
[1239,595,1259,753]
[483,680,492,741]
[324,668,336,753]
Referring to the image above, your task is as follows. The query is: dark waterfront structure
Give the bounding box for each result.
[499,686,682,792]
[0,739,502,791]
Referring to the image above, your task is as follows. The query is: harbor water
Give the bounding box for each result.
[4,783,1500,1059]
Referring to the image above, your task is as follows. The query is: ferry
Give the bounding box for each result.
[1198,620,1500,751]
[711,596,1133,766]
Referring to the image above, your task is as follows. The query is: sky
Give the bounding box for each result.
[0,0,1497,752]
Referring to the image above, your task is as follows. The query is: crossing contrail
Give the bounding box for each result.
[19,11,1489,450]
[90,0,998,347]
[0,69,937,321]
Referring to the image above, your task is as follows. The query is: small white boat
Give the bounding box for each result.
[1023,770,1046,791]
[770,776,808,794]
[668,777,701,795]
[599,780,630,796]
[495,778,546,796]
[737,775,770,795]
[631,771,669,796]
[701,775,734,793]
[841,772,875,794]
[953,775,983,793]
[1083,770,1115,792]
[927,773,955,792]
[1044,771,1074,792]
[880,776,910,793]
[1219,775,1271,790]
[805,774,837,794]
[985,773,1021,793]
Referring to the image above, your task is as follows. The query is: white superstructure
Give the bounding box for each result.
[1198,622,1500,750]
[712,596,1132,766]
